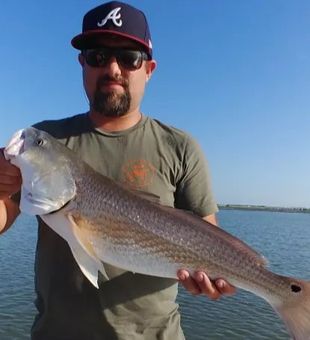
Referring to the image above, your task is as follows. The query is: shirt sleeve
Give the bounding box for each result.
[174,136,218,217]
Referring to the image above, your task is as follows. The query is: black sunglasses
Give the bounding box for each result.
[82,47,149,70]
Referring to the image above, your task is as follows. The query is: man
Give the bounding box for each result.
[0,2,234,339]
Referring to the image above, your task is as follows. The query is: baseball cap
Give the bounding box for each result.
[71,1,153,58]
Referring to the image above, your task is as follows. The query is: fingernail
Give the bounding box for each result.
[179,274,186,281]
[217,280,224,289]
[196,273,204,282]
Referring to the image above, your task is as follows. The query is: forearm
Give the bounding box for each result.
[0,198,20,234]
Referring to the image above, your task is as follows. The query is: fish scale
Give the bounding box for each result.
[71,180,299,292]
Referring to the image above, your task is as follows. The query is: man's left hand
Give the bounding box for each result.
[177,269,236,300]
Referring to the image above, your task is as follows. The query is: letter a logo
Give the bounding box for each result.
[97,7,122,27]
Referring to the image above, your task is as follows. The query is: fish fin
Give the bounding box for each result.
[70,247,100,288]
[41,212,108,287]
[274,278,310,340]
[68,214,110,282]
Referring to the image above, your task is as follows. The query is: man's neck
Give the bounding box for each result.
[89,109,142,132]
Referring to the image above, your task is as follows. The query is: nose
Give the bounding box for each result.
[102,56,122,78]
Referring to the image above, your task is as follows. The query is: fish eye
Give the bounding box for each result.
[36,138,45,146]
[290,283,302,293]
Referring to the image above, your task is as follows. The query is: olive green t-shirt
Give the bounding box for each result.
[30,113,218,340]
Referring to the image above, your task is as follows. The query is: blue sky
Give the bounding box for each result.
[1,1,309,207]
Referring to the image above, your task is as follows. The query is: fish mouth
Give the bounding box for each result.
[4,129,25,161]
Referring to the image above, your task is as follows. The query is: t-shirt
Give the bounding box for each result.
[29,113,218,340]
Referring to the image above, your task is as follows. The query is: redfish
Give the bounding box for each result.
[5,127,310,339]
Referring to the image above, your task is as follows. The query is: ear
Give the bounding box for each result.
[145,60,157,82]
[78,53,85,67]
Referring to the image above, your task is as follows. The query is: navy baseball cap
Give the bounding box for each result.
[71,1,153,58]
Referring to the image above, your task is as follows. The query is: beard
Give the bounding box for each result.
[92,75,131,117]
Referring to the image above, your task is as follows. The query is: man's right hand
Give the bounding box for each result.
[0,147,22,199]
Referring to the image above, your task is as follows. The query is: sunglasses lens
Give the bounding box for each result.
[118,50,143,70]
[84,49,146,70]
[84,50,109,67]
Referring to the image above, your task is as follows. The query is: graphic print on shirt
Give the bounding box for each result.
[121,159,156,190]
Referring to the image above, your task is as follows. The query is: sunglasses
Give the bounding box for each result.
[82,47,149,70]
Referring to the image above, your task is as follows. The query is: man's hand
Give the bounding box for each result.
[0,147,22,199]
[178,269,236,300]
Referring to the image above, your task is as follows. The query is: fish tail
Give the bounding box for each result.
[274,279,310,340]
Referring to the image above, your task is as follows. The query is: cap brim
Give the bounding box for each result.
[71,30,152,57]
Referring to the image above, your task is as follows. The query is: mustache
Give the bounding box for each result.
[96,75,128,89]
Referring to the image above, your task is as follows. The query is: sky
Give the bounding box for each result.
[0,0,309,208]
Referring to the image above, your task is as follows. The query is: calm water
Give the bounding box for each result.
[0,210,310,340]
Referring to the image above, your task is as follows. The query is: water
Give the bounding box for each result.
[0,215,37,340]
[1,210,310,340]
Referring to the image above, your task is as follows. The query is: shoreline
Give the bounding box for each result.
[218,204,310,214]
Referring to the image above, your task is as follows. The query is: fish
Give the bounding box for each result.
[4,127,310,340]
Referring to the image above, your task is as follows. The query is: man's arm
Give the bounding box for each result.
[0,148,21,233]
